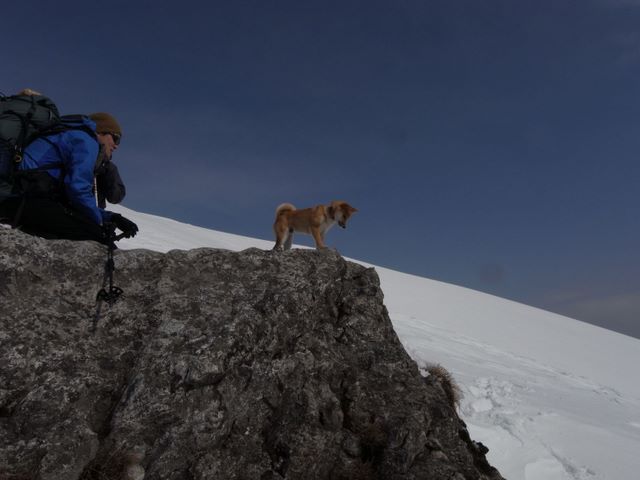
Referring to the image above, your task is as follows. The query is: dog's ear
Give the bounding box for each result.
[327,205,335,217]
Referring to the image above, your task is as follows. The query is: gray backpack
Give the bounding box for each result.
[0,93,62,198]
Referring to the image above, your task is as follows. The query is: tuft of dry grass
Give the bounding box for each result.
[425,363,463,409]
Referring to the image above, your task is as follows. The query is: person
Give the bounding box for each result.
[0,98,138,245]
[91,112,127,209]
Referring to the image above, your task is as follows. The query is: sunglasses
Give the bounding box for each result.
[109,132,122,145]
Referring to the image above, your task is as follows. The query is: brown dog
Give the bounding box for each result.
[273,200,358,250]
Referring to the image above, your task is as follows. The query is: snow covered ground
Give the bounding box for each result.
[110,205,640,480]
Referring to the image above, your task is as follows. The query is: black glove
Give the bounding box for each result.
[96,162,126,208]
[109,213,139,238]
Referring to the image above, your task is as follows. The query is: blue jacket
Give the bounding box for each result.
[20,117,111,225]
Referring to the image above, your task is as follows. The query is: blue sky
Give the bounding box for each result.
[4,0,639,337]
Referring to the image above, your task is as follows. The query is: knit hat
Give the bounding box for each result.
[89,112,122,136]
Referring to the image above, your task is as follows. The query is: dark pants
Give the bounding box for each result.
[0,197,108,245]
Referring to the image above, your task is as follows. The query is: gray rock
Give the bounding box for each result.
[0,228,504,480]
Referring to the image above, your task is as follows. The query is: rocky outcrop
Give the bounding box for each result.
[0,228,504,480]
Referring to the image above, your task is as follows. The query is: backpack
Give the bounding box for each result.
[0,93,94,199]
[0,93,62,198]
[0,93,61,150]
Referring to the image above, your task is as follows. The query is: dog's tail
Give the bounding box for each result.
[275,203,296,218]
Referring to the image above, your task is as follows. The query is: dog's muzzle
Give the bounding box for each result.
[339,221,346,229]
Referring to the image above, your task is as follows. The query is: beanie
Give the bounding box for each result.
[89,112,122,135]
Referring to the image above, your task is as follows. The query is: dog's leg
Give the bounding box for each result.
[284,229,293,250]
[273,223,287,251]
[273,235,282,251]
[311,227,326,249]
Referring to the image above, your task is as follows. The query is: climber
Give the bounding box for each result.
[0,96,138,245]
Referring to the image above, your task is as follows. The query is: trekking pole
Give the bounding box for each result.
[90,228,126,333]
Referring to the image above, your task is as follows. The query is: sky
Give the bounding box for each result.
[3,0,639,337]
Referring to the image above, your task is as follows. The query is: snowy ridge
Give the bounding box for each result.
[111,205,640,480]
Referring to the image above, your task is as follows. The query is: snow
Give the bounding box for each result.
[110,205,640,480]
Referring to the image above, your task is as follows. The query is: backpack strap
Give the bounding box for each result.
[22,115,96,188]
[29,114,96,145]
[2,96,41,149]
[11,133,73,227]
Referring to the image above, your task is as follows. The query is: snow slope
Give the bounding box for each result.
[111,205,640,480]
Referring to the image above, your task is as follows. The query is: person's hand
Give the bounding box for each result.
[110,213,139,238]
[96,162,126,205]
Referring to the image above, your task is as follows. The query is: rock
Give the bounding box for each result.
[0,228,504,479]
